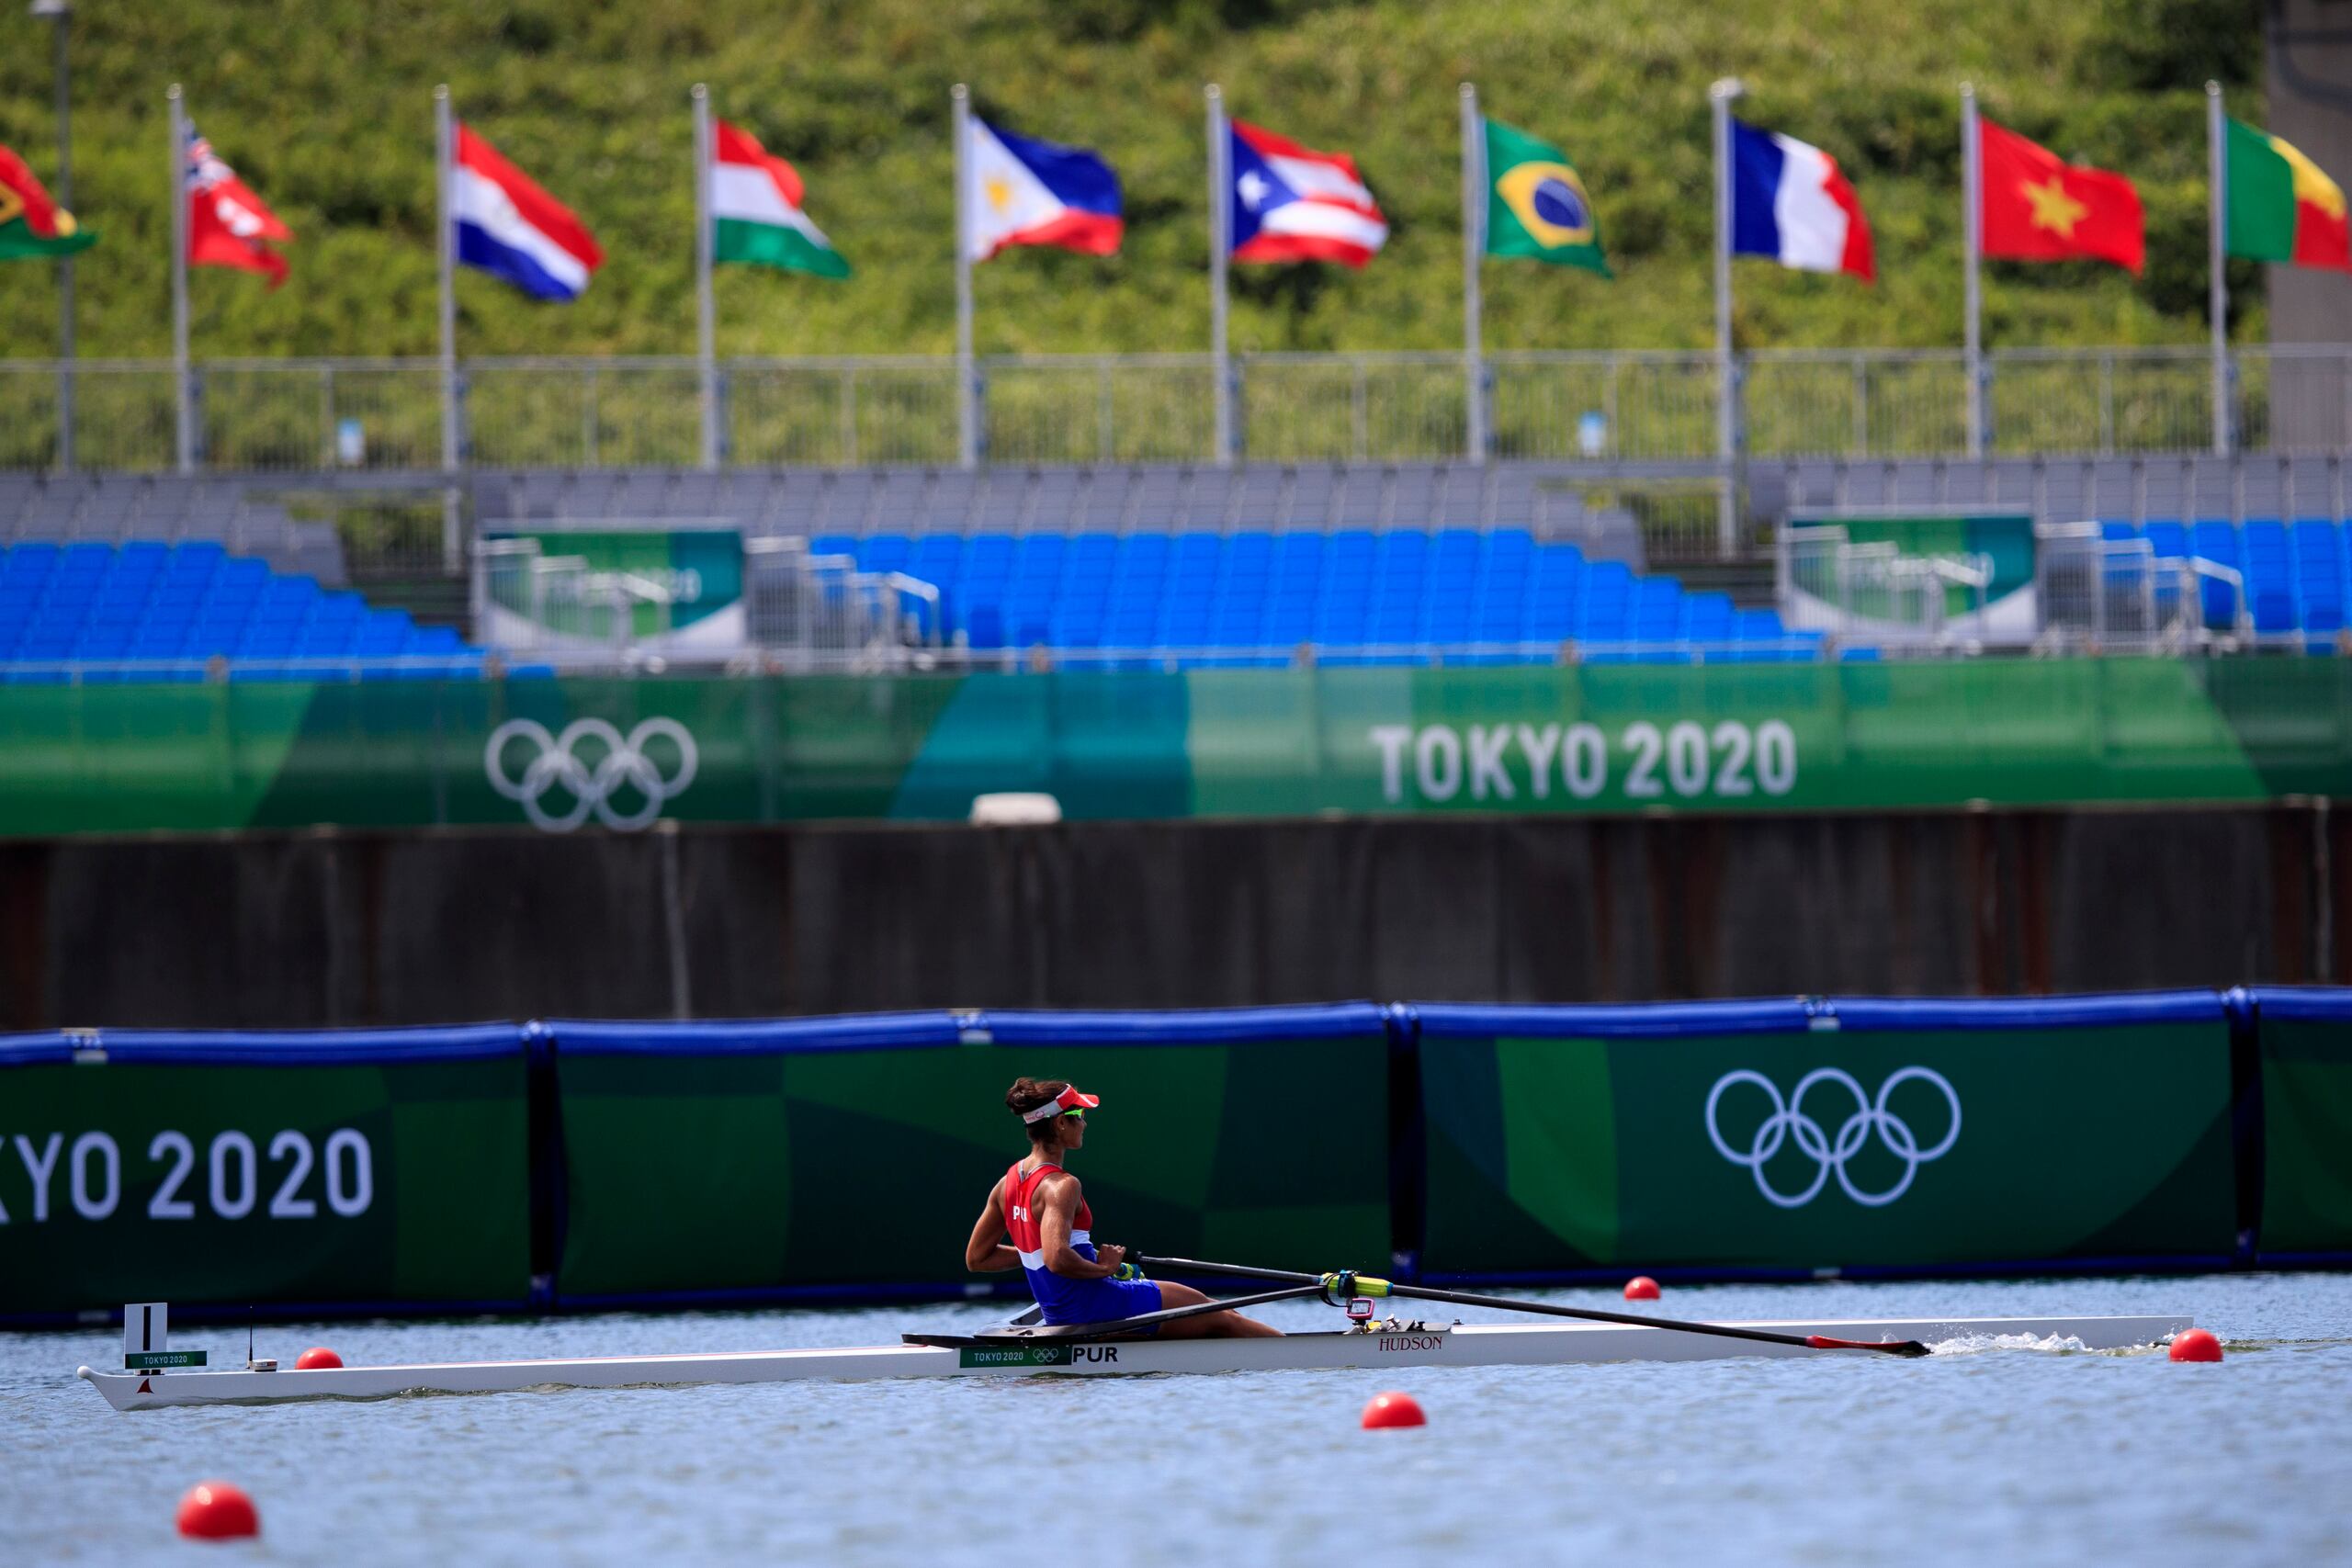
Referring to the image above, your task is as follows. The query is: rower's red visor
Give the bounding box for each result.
[1019,1086,1100,1123]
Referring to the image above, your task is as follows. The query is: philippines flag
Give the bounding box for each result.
[185,124,292,288]
[451,125,604,300]
[1227,118,1387,268]
[1729,119,1874,282]
[963,117,1123,261]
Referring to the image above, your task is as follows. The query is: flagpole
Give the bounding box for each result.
[1460,83,1486,464]
[694,84,718,471]
[1710,78,1742,556]
[1207,84,1232,468]
[953,83,977,470]
[168,84,192,475]
[436,85,458,478]
[2207,80,2230,457]
[1962,83,1984,459]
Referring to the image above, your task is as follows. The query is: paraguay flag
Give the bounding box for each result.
[1729,119,1874,282]
[1227,118,1387,268]
[962,117,1123,261]
[451,125,604,300]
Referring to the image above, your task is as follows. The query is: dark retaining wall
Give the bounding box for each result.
[0,803,2339,1029]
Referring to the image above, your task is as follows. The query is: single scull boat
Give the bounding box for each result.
[81,1305,2192,1412]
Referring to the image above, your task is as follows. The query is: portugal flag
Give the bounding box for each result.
[1977,118,2143,274]
[0,143,96,259]
[2225,117,2350,273]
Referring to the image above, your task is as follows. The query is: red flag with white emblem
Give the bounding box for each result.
[186,123,292,287]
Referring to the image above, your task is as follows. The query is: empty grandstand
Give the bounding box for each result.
[0,540,508,682]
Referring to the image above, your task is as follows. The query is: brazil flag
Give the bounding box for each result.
[1483,118,1608,276]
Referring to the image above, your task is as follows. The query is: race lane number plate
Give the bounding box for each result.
[959,1346,1073,1369]
[125,1350,208,1370]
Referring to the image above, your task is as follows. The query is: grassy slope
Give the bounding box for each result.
[0,0,2266,362]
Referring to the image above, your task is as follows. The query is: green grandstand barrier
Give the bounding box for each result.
[0,1029,532,1318]
[2250,991,2352,1258]
[547,1009,1390,1302]
[1415,995,2238,1277]
[0,659,2343,838]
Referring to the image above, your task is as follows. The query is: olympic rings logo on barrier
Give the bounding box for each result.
[483,717,700,833]
[1703,1066,1962,1209]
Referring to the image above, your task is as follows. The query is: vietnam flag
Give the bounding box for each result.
[2224,118,2350,273]
[1977,118,2143,274]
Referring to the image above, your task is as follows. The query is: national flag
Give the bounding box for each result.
[712,119,849,278]
[1976,118,2143,275]
[1728,119,1873,281]
[451,125,603,300]
[962,117,1123,262]
[186,124,292,287]
[2224,117,2350,273]
[0,143,95,260]
[1227,118,1387,267]
[1483,118,1609,276]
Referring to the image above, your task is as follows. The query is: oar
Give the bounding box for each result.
[1132,1254,1932,1359]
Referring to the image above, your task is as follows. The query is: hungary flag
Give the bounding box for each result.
[1483,118,1609,276]
[711,120,849,278]
[0,143,96,260]
[2225,118,2350,273]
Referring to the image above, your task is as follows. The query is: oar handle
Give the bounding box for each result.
[1130,1255,1327,1286]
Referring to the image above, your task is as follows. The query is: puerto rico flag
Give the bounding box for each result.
[1227,118,1387,268]
[186,125,291,287]
[1729,118,1874,282]
[451,125,603,300]
[963,117,1123,261]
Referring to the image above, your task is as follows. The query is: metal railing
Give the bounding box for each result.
[1781,524,1996,651]
[2032,522,2251,654]
[742,537,945,672]
[6,346,2350,475]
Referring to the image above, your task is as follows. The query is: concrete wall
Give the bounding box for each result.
[2268,0,2352,447]
[0,804,2337,1030]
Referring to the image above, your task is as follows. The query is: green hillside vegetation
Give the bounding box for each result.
[0,0,2271,363]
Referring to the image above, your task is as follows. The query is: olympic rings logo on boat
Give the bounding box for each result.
[483,717,699,832]
[1703,1066,1962,1209]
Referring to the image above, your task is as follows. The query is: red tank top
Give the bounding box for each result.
[1004,1159,1093,1258]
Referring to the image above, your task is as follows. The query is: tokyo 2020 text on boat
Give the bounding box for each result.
[79,1259,2199,1413]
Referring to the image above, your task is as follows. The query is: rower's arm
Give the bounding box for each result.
[963,1177,1020,1273]
[1037,1175,1121,1280]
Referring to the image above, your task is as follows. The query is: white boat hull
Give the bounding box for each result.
[78,1314,2190,1412]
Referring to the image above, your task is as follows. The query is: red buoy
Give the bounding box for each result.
[176,1482,259,1540]
[1623,1276,1662,1301]
[1361,1391,1427,1429]
[2168,1327,2223,1363]
[295,1347,344,1371]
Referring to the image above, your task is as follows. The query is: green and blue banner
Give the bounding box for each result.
[2,658,2344,840]
[0,1027,532,1318]
[547,1007,1391,1303]
[6,992,2343,1322]
[1414,993,2239,1278]
[2248,989,2352,1259]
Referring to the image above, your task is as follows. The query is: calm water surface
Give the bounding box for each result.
[4,1272,2346,1567]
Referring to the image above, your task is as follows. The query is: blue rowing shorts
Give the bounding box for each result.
[1035,1274,1164,1328]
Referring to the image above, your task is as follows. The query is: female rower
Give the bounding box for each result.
[964,1077,1283,1338]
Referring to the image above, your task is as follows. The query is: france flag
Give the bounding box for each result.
[1729,119,1874,282]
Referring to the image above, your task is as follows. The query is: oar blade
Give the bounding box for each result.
[1805,1335,1933,1358]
